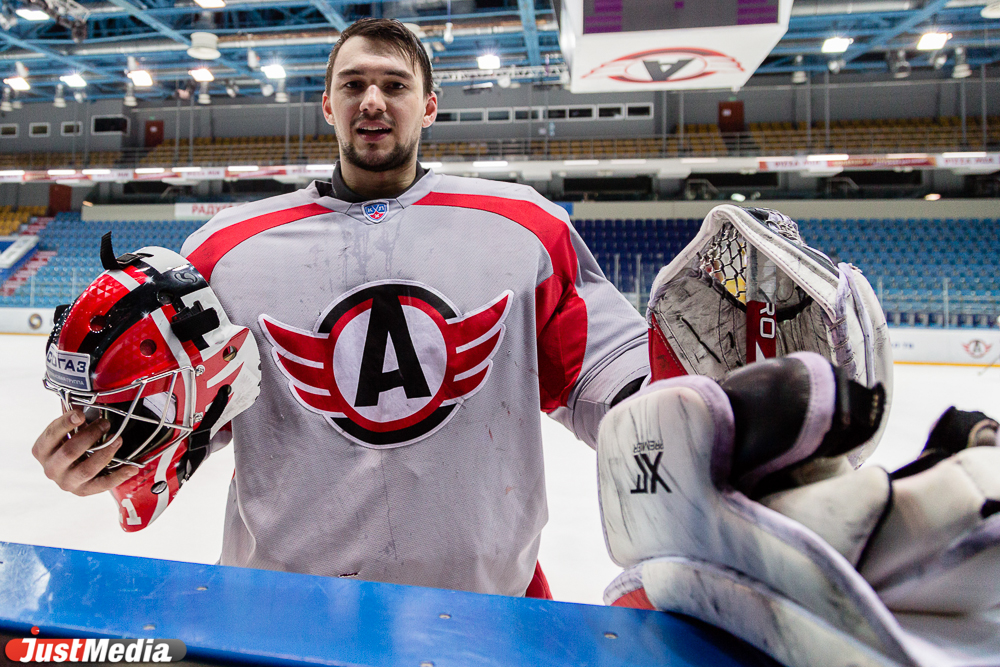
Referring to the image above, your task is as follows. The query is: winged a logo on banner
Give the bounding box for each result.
[583,48,744,84]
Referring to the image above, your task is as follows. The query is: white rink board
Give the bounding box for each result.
[891,327,1000,366]
[0,307,55,335]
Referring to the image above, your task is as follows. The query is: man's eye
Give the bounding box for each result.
[344,81,360,89]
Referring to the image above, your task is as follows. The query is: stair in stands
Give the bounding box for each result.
[1,251,58,297]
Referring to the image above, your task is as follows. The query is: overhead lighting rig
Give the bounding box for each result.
[15,0,89,42]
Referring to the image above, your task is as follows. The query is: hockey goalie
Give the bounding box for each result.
[599,205,1000,667]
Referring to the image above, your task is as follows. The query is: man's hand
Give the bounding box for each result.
[32,411,138,496]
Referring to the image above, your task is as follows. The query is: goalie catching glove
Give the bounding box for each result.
[43,234,261,531]
[646,205,892,465]
[598,353,1000,667]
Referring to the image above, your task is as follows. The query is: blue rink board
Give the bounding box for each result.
[0,541,778,666]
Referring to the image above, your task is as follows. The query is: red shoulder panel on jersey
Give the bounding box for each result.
[413,192,586,411]
[185,203,331,281]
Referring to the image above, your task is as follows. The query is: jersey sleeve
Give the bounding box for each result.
[531,198,649,448]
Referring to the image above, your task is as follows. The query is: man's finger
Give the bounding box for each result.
[77,464,140,497]
[51,420,111,470]
[67,437,124,489]
[32,410,87,461]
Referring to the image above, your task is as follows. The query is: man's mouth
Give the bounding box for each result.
[356,125,391,142]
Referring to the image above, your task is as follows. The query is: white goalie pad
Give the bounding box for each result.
[597,375,1000,667]
[646,205,892,465]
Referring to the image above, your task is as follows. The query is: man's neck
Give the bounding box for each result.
[339,160,418,200]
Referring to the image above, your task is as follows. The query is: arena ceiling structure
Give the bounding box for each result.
[1,0,1000,105]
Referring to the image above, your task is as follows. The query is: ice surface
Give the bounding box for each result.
[1,332,998,605]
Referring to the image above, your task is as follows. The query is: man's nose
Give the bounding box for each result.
[360,85,386,114]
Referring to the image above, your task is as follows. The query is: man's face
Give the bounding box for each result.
[322,36,437,173]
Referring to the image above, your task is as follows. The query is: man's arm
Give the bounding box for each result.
[532,201,649,447]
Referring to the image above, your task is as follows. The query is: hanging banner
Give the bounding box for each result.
[174,202,240,219]
[560,0,792,92]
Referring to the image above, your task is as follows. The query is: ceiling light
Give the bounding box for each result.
[3,77,29,91]
[952,47,971,79]
[189,68,214,82]
[188,32,221,60]
[274,78,288,103]
[932,52,948,69]
[821,37,853,54]
[828,59,844,73]
[197,81,211,105]
[917,32,951,51]
[228,165,259,172]
[193,0,226,7]
[477,54,500,70]
[473,160,508,168]
[82,168,110,175]
[306,164,336,171]
[60,73,87,88]
[888,50,911,79]
[135,167,165,174]
[73,91,85,102]
[422,161,443,169]
[15,8,49,20]
[808,154,849,161]
[260,82,274,97]
[443,22,454,44]
[924,193,942,200]
[983,1,1000,18]
[262,64,286,80]
[127,69,153,87]
[0,170,25,177]
[172,166,202,172]
[47,169,77,176]
[124,82,137,107]
[886,153,927,159]
[731,193,747,202]
[497,74,511,88]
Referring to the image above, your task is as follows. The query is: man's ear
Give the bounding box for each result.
[422,92,438,128]
[321,92,336,126]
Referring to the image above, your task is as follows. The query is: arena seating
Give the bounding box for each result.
[1,211,997,328]
[0,206,45,236]
[571,216,999,328]
[0,213,202,308]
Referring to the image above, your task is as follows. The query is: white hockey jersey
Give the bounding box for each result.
[181,169,648,595]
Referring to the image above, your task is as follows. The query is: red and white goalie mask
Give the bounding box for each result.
[43,234,261,531]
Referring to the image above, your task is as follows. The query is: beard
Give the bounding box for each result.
[339,131,419,173]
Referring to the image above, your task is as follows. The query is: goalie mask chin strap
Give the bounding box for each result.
[180,385,232,482]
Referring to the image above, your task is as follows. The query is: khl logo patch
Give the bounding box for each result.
[362,200,389,223]
[260,280,512,448]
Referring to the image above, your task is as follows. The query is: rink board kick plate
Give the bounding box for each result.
[0,541,778,666]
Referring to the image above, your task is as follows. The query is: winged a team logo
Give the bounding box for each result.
[260,280,512,448]
[583,48,744,84]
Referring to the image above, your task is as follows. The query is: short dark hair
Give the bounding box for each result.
[325,18,434,97]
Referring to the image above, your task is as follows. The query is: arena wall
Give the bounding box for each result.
[4,302,995,368]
